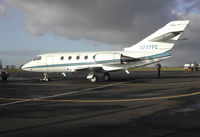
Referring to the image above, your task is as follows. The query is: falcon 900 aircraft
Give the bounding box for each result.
[22,20,190,82]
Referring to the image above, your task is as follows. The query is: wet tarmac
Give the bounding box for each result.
[1,71,200,137]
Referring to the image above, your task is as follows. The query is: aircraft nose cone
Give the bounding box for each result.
[21,63,29,71]
[21,65,25,71]
[21,62,33,72]
[20,65,24,69]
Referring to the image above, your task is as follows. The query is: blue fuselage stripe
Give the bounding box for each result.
[24,59,121,69]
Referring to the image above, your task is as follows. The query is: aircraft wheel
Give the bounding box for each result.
[103,73,111,81]
[45,78,50,82]
[90,75,98,83]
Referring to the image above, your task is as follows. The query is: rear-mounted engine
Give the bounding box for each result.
[95,53,140,64]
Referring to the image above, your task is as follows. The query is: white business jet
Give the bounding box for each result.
[22,20,189,82]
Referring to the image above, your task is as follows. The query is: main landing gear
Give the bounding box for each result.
[87,72,111,83]
[40,73,50,82]
[87,72,98,83]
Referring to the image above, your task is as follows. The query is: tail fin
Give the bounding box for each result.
[124,20,190,53]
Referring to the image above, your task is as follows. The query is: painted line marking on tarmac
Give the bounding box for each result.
[10,83,93,86]
[122,81,200,86]
[0,91,200,103]
[0,78,143,107]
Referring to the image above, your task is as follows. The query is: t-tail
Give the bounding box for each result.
[124,20,190,54]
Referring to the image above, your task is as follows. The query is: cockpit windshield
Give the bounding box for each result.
[33,56,42,61]
[33,57,37,61]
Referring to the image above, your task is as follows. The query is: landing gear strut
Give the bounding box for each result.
[40,73,50,82]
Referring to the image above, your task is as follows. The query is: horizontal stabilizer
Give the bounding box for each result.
[150,31,183,42]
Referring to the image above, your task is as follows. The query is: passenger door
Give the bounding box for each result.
[46,56,54,72]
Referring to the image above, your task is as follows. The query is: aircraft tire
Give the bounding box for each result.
[45,78,50,82]
[90,75,98,83]
[103,73,111,81]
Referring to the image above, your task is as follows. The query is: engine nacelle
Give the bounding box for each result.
[95,53,140,64]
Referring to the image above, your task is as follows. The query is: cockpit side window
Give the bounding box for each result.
[33,57,37,61]
[33,56,42,61]
[37,56,42,60]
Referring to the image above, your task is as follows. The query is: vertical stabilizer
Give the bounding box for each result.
[124,20,190,53]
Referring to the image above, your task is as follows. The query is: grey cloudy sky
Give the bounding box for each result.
[5,0,178,45]
[1,0,200,66]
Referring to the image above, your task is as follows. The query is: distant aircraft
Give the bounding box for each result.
[0,69,9,81]
[22,20,190,82]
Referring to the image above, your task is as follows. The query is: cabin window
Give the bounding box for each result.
[76,56,80,60]
[68,56,72,60]
[93,55,96,60]
[84,55,88,60]
[60,56,64,60]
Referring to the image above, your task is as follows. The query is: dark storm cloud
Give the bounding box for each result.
[5,0,178,46]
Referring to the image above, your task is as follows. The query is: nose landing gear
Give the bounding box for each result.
[40,73,50,82]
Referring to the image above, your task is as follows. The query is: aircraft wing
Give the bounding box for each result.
[66,65,104,73]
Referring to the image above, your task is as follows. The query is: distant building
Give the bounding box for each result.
[10,65,16,69]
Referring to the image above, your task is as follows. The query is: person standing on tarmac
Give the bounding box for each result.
[155,62,161,78]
